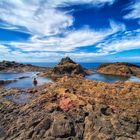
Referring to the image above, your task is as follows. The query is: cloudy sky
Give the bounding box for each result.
[0,0,140,62]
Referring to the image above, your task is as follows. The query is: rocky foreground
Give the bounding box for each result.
[97,62,140,78]
[0,76,140,140]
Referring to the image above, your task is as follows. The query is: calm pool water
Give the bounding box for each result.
[0,72,36,80]
[128,76,140,82]
[3,93,33,104]
[86,72,140,83]
[0,71,140,88]
[0,72,52,89]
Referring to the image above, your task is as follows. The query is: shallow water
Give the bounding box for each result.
[0,72,36,80]
[86,72,140,83]
[5,77,52,89]
[3,93,33,104]
[128,76,140,82]
[0,72,52,89]
[86,73,129,83]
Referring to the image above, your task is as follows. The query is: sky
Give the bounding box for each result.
[0,0,140,62]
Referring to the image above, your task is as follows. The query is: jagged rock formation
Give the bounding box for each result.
[58,57,77,65]
[53,57,87,76]
[0,77,140,140]
[97,62,140,77]
[41,57,88,79]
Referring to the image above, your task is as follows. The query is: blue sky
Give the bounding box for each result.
[0,0,140,62]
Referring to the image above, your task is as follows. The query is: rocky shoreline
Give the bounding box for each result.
[0,76,140,140]
[0,60,50,72]
[0,58,140,140]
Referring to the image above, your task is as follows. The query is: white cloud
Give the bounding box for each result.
[124,0,140,24]
[0,0,73,36]
[97,29,140,54]
[1,20,124,53]
[0,48,64,62]
[47,0,116,7]
[0,0,116,36]
[0,18,127,62]
[0,47,108,62]
[2,0,139,62]
[0,45,11,54]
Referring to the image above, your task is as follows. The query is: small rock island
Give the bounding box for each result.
[97,62,140,78]
[40,57,89,80]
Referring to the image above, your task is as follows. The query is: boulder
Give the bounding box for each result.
[51,113,75,138]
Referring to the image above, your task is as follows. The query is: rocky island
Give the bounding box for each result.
[40,57,89,80]
[97,62,140,78]
[0,58,140,140]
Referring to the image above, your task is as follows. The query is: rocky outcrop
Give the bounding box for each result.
[0,60,49,72]
[52,57,87,76]
[97,62,140,77]
[41,57,88,79]
[0,77,140,139]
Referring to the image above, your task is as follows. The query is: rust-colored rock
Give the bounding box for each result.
[97,62,140,77]
[0,77,140,140]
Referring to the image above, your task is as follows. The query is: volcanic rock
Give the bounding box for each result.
[0,77,140,139]
[97,62,140,77]
[0,60,48,72]
[52,57,88,76]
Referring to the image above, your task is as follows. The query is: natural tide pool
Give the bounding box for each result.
[86,72,140,83]
[0,71,140,89]
[0,72,52,89]
[3,93,34,104]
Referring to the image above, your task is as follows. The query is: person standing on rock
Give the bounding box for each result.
[33,78,38,86]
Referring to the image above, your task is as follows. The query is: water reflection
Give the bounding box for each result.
[0,72,51,89]
[5,77,51,89]
[3,93,33,104]
[0,72,36,80]
[128,76,140,82]
[86,73,129,83]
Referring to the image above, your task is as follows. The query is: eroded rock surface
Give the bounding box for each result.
[41,57,88,80]
[0,77,140,140]
[97,62,140,77]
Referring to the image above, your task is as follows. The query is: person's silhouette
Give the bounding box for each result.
[33,78,38,86]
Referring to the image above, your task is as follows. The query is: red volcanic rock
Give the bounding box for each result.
[59,94,75,112]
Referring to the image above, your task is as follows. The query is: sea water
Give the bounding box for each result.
[0,72,52,89]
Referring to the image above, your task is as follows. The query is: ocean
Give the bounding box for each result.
[26,62,140,69]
